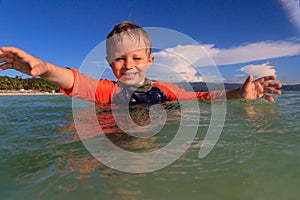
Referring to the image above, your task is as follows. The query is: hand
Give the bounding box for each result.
[0,46,48,76]
[240,75,282,102]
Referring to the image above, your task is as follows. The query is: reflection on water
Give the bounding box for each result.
[242,103,280,134]
[69,102,183,153]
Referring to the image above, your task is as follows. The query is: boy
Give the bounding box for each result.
[0,22,282,103]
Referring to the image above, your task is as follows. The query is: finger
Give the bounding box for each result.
[31,66,41,76]
[257,82,264,93]
[0,46,34,63]
[0,50,31,68]
[0,63,13,71]
[30,63,47,77]
[246,74,253,83]
[1,46,25,55]
[262,94,275,102]
[263,87,282,95]
[0,47,7,55]
[0,52,18,60]
[256,75,277,84]
[0,57,15,64]
[242,75,253,88]
[264,81,282,88]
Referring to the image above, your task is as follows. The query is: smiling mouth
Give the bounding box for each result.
[122,72,138,77]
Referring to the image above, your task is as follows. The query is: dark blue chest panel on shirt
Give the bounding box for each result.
[113,86,166,104]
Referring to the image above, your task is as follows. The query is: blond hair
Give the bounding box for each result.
[106,22,152,59]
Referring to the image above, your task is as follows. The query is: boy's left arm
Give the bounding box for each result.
[224,75,282,102]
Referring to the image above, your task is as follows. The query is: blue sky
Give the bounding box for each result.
[1,0,300,84]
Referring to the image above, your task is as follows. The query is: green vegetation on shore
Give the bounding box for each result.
[1,75,298,93]
[0,76,60,92]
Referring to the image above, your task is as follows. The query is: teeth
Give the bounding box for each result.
[123,72,137,76]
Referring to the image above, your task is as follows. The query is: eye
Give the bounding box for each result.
[133,57,142,60]
[115,57,125,61]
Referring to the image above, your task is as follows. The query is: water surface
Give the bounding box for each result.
[0,92,299,200]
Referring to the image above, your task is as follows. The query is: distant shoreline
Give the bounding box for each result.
[181,82,300,92]
[0,92,63,96]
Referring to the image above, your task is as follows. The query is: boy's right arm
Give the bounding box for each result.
[0,46,74,89]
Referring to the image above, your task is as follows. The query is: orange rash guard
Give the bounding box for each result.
[61,68,219,104]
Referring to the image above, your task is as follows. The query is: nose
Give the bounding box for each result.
[124,58,135,69]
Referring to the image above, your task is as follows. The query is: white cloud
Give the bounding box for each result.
[279,0,300,31]
[150,39,300,82]
[239,62,277,78]
[148,46,208,82]
[212,40,300,65]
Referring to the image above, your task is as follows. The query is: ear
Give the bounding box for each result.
[147,55,155,67]
[106,56,112,67]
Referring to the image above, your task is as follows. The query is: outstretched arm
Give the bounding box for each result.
[225,75,282,102]
[0,46,74,89]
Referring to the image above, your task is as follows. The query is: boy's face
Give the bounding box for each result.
[108,45,154,86]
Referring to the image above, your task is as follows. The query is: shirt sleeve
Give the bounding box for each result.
[152,81,222,101]
[61,68,116,104]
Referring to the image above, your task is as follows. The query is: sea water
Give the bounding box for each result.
[0,92,299,200]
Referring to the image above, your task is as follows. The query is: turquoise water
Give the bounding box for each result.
[0,92,299,200]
